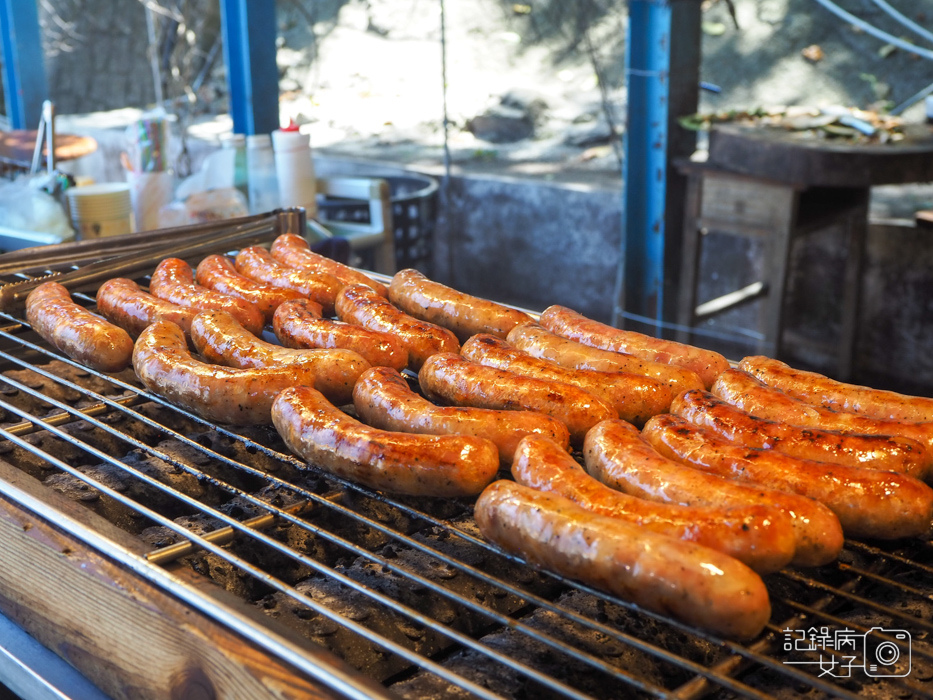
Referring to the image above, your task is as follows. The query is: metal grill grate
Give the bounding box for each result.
[0,252,929,699]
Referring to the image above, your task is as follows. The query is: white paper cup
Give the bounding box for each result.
[66,183,133,221]
[71,213,135,239]
[126,171,174,231]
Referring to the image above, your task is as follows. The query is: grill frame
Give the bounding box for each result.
[0,235,929,700]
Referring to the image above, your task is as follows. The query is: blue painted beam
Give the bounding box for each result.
[0,0,48,129]
[219,0,279,135]
[618,0,672,333]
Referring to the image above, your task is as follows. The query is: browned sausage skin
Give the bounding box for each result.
[740,354,933,423]
[388,267,534,342]
[133,320,318,425]
[642,414,933,540]
[96,277,197,338]
[273,298,409,371]
[336,283,459,371]
[195,254,305,323]
[507,321,705,395]
[583,419,844,567]
[418,352,615,445]
[149,257,265,336]
[353,366,571,465]
[712,368,933,468]
[270,233,388,296]
[672,389,930,479]
[26,281,134,373]
[474,480,772,640]
[234,245,345,316]
[460,333,675,427]
[511,434,795,573]
[189,310,369,406]
[272,385,500,497]
[539,304,730,389]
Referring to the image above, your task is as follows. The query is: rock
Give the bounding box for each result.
[466,105,535,143]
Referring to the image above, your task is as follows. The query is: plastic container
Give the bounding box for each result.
[246,134,280,215]
[221,134,249,200]
[272,123,317,218]
[318,173,438,273]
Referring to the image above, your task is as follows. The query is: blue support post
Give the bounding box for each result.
[219,0,280,135]
[616,0,672,333]
[0,0,48,129]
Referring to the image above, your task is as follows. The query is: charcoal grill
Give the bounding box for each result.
[0,221,929,700]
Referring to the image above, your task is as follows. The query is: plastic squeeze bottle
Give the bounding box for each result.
[246,134,280,215]
[272,122,317,219]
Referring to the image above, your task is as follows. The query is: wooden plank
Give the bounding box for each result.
[0,458,380,700]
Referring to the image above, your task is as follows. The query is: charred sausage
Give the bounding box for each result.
[96,277,197,338]
[418,352,615,445]
[353,366,571,465]
[583,419,844,567]
[149,257,264,335]
[672,388,930,479]
[539,305,730,389]
[712,368,933,467]
[133,320,318,425]
[388,267,534,342]
[270,233,388,296]
[507,321,705,395]
[195,254,304,323]
[273,298,409,371]
[26,281,133,373]
[740,355,933,423]
[336,283,459,371]
[460,333,675,426]
[511,434,796,573]
[234,245,344,316]
[189,310,369,405]
[474,480,772,640]
[272,385,500,497]
[642,413,933,540]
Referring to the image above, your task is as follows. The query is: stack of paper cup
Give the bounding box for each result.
[66,183,135,239]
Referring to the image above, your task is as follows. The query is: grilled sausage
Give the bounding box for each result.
[511,434,795,573]
[642,413,933,540]
[388,267,534,342]
[234,245,344,316]
[272,385,500,497]
[353,366,571,465]
[419,352,615,445]
[270,233,388,296]
[539,305,730,389]
[507,321,705,395]
[583,419,844,567]
[712,368,933,467]
[26,281,133,373]
[336,283,460,371]
[189,310,369,406]
[195,254,304,323]
[133,320,318,425]
[740,355,933,423]
[460,334,675,427]
[672,389,930,479]
[149,257,264,336]
[96,277,197,338]
[474,480,772,640]
[273,298,409,371]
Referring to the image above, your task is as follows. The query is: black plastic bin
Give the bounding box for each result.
[317,173,439,274]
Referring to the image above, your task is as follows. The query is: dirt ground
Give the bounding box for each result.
[272,0,933,194]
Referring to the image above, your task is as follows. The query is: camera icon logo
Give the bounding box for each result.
[862,627,911,678]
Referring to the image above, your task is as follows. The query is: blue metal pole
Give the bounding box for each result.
[617,0,672,333]
[219,0,279,135]
[0,0,48,129]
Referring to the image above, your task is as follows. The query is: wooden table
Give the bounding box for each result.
[0,129,98,176]
[677,123,933,379]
